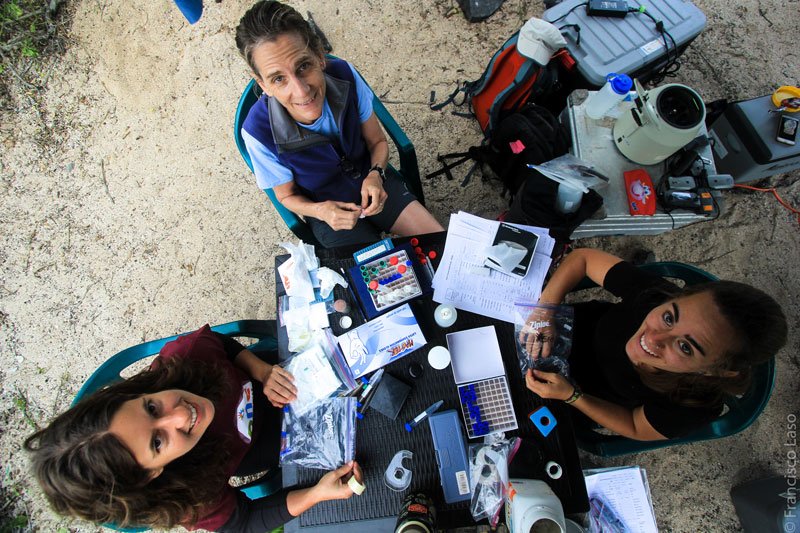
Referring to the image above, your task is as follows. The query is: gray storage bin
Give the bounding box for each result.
[708,95,800,183]
[543,0,706,87]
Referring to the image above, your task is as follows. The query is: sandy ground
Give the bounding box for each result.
[1,0,798,531]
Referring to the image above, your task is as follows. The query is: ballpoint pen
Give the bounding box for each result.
[404,400,444,432]
[358,368,384,403]
[356,371,384,419]
[340,267,366,322]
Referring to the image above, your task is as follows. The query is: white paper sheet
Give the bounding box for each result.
[584,466,658,533]
[432,212,555,323]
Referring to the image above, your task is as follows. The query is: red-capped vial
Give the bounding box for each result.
[410,237,419,246]
[389,256,399,266]
[428,251,437,259]
[369,280,379,290]
[414,246,422,254]
[397,264,407,274]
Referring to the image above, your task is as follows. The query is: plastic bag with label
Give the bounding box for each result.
[469,434,521,526]
[514,302,574,377]
[279,397,357,471]
[281,330,357,416]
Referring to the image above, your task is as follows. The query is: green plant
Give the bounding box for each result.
[0,0,68,102]
[0,468,31,533]
[12,389,38,430]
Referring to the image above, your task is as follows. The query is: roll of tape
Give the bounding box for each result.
[348,475,366,495]
[545,460,563,480]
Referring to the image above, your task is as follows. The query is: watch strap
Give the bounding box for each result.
[564,384,583,404]
[369,164,386,182]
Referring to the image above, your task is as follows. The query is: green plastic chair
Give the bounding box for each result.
[233,66,424,247]
[72,320,282,532]
[572,262,776,457]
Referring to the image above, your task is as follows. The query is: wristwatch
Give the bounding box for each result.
[564,384,583,404]
[369,164,386,182]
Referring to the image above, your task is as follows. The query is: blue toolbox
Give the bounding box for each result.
[428,410,472,503]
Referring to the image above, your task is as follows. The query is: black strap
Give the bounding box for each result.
[425,152,473,181]
[429,80,477,111]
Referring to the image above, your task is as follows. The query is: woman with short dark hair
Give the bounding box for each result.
[236,1,442,248]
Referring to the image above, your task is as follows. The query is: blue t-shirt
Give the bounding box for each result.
[242,62,375,191]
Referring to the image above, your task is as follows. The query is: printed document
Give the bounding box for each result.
[432,212,554,323]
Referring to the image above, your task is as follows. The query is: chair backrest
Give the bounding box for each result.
[233,64,423,245]
[71,320,281,532]
[573,262,777,457]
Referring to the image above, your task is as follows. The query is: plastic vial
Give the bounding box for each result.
[555,182,584,214]
[585,73,633,120]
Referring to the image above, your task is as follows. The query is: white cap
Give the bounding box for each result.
[517,18,567,66]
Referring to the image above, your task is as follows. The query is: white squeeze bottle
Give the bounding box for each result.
[585,73,633,119]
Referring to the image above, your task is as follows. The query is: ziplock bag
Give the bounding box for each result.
[514,303,574,377]
[468,434,521,526]
[279,397,357,471]
[528,153,610,195]
[282,330,357,416]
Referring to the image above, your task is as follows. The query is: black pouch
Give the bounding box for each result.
[505,168,603,243]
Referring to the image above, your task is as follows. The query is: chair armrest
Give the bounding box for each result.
[372,96,423,203]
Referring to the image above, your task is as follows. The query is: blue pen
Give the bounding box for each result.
[404,400,444,432]
[359,368,384,402]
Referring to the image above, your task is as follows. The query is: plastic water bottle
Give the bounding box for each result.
[555,182,584,214]
[585,73,633,119]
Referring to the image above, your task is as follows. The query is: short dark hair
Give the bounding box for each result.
[25,357,232,528]
[235,1,324,76]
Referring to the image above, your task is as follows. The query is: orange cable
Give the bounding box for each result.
[733,184,800,224]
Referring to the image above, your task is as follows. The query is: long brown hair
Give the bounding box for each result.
[635,281,787,407]
[24,357,233,528]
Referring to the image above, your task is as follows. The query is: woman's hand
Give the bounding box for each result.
[318,201,363,231]
[312,461,363,502]
[518,306,557,361]
[261,365,297,408]
[525,369,574,401]
[360,173,388,217]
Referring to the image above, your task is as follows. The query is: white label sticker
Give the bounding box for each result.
[640,39,664,55]
[456,470,469,495]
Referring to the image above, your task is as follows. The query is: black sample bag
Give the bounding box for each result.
[487,103,571,197]
[505,167,603,242]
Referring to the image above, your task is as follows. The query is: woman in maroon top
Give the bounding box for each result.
[25,325,362,532]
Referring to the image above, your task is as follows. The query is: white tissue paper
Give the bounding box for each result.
[316,267,348,299]
[278,240,317,301]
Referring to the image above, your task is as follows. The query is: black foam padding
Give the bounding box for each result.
[276,233,588,528]
[371,373,411,421]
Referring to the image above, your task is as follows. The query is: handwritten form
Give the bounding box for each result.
[432,212,555,323]
[584,466,659,533]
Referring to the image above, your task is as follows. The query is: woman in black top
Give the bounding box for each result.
[523,248,787,440]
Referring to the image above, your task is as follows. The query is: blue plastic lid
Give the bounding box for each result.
[404,422,413,432]
[607,73,633,95]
